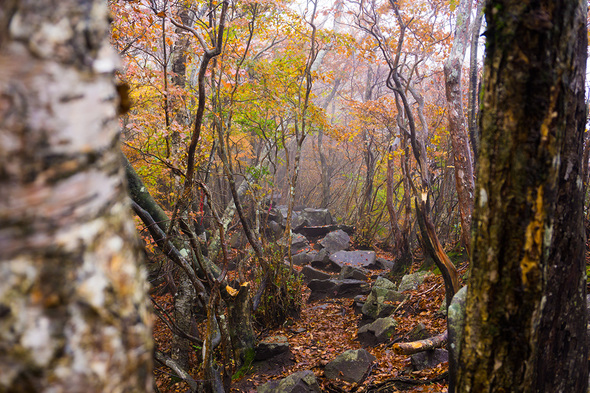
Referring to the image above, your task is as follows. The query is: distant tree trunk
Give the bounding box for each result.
[318,127,332,208]
[467,0,485,161]
[318,77,341,209]
[458,0,588,391]
[443,0,474,255]
[360,129,377,217]
[171,275,196,369]
[313,3,343,210]
[284,0,318,266]
[386,142,412,276]
[0,1,152,391]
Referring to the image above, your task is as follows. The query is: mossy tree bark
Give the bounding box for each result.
[0,1,152,391]
[457,0,588,391]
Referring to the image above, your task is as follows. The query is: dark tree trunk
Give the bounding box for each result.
[534,3,589,390]
[458,0,588,391]
[226,283,256,368]
[386,144,412,276]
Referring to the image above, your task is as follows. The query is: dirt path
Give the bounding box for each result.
[232,262,454,392]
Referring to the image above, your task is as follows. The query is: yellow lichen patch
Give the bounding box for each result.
[520,185,545,287]
[540,122,550,142]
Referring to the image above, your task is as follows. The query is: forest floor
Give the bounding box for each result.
[230,250,463,393]
[152,246,469,393]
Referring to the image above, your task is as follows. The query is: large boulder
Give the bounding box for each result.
[307,279,370,303]
[410,349,448,371]
[297,224,354,238]
[267,207,284,224]
[265,220,284,240]
[300,208,333,226]
[357,317,398,346]
[339,265,368,281]
[361,286,406,320]
[310,249,340,272]
[281,233,309,255]
[292,214,309,232]
[374,276,396,290]
[375,257,394,270]
[325,349,376,383]
[407,323,431,342]
[257,370,321,393]
[292,251,314,266]
[397,271,431,292]
[448,286,467,368]
[275,205,299,227]
[255,335,290,360]
[353,295,365,314]
[319,230,350,254]
[437,298,447,317]
[329,250,377,271]
[301,266,332,282]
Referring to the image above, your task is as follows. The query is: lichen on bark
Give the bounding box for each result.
[0,1,153,391]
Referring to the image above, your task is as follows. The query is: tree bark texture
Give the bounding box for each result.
[0,1,153,392]
[386,146,412,275]
[226,283,256,368]
[443,0,475,255]
[457,0,588,392]
[467,0,485,161]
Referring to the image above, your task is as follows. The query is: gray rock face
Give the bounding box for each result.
[292,251,313,266]
[267,207,284,224]
[300,208,333,226]
[407,323,431,342]
[410,349,448,371]
[257,370,321,393]
[339,266,368,281]
[292,214,308,231]
[325,349,376,383]
[307,279,370,303]
[374,276,396,290]
[437,298,447,317]
[310,249,336,271]
[353,295,365,314]
[297,224,353,238]
[329,250,377,271]
[319,230,350,254]
[361,286,406,320]
[255,335,290,360]
[375,257,394,270]
[275,205,300,228]
[266,220,284,240]
[448,286,467,368]
[397,271,431,292]
[358,317,398,346]
[289,233,310,255]
[301,266,332,282]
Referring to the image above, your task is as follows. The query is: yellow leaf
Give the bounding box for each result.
[226,285,238,296]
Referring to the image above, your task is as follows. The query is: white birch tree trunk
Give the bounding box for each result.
[0,1,153,391]
[443,0,475,255]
